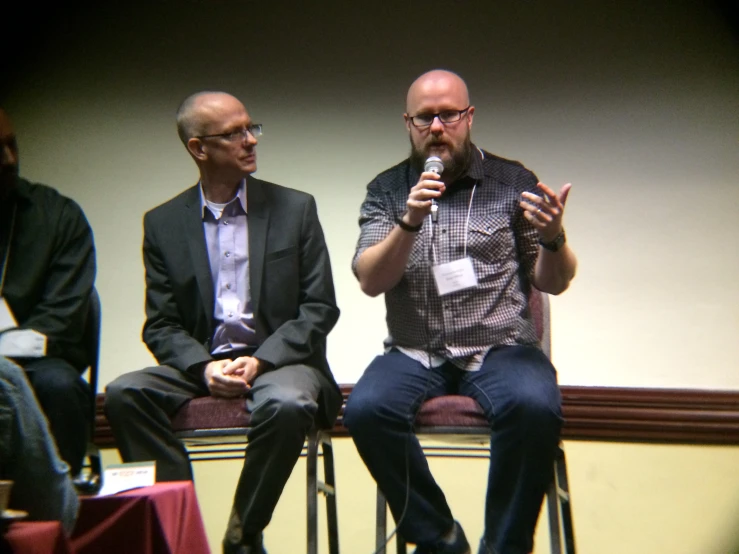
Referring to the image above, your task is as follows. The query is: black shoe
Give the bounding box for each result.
[222,533,266,554]
[413,521,471,554]
[73,471,102,495]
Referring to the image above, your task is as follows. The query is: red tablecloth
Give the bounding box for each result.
[2,521,73,554]
[71,482,210,554]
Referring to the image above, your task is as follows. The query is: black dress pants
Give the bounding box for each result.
[22,356,90,476]
[104,363,325,542]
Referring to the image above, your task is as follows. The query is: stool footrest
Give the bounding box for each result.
[318,482,335,496]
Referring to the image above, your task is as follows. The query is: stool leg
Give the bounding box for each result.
[396,532,407,554]
[307,428,319,554]
[376,488,387,554]
[322,434,340,554]
[555,448,576,554]
[547,477,562,554]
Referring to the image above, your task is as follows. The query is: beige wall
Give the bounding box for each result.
[101,439,739,554]
[7,0,739,552]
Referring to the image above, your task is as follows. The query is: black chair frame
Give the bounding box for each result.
[374,291,576,554]
[174,423,339,554]
[375,439,574,554]
[74,287,103,493]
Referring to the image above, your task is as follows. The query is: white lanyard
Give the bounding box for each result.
[429,147,484,263]
[430,183,477,264]
[0,204,17,296]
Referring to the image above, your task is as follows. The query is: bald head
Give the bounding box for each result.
[406,70,470,114]
[403,70,475,179]
[175,91,258,180]
[176,91,243,145]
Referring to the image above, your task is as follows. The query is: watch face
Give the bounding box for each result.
[541,231,565,251]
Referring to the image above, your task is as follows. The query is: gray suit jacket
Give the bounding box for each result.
[141,177,341,425]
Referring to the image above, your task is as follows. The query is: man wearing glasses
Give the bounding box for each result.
[345,70,577,554]
[105,91,341,554]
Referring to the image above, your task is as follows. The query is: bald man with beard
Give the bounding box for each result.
[105,92,341,554]
[344,70,577,554]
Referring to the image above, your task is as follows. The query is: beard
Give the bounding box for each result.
[0,168,18,203]
[409,132,474,181]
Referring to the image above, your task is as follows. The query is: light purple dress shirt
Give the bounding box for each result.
[200,181,257,354]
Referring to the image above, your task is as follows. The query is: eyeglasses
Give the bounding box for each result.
[408,107,470,128]
[196,124,263,141]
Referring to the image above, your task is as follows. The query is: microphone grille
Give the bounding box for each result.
[424,156,444,174]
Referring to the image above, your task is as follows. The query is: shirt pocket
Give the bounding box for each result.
[467,214,516,264]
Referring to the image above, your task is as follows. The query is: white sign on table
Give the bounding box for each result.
[97,461,156,496]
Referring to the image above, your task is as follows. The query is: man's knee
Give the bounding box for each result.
[343,383,386,433]
[506,385,562,438]
[490,349,562,427]
[104,372,148,417]
[252,386,318,430]
[28,359,89,403]
[345,353,424,433]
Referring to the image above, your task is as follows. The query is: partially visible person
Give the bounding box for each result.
[0,108,96,477]
[0,357,79,533]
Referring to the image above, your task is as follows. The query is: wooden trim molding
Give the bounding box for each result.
[559,386,739,445]
[93,385,739,449]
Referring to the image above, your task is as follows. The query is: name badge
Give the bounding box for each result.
[432,257,478,296]
[0,297,18,333]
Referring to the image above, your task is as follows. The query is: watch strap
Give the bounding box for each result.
[539,229,566,252]
[397,217,423,233]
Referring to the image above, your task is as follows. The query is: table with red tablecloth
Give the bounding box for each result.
[2,521,72,554]
[71,481,210,554]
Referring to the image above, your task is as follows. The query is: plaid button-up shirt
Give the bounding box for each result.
[352,146,542,371]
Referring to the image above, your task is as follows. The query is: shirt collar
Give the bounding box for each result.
[465,144,485,182]
[199,178,247,219]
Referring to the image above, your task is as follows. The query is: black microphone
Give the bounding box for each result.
[424,156,444,223]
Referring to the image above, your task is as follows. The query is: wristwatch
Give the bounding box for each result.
[397,216,423,233]
[539,229,566,252]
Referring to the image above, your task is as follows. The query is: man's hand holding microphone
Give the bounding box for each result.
[402,157,446,229]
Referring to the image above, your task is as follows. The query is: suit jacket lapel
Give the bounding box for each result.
[247,177,269,317]
[183,185,215,331]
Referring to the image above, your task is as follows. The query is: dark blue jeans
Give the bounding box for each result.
[344,346,562,554]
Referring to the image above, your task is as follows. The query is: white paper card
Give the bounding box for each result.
[0,329,47,357]
[432,257,478,296]
[0,298,17,333]
[97,461,157,496]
